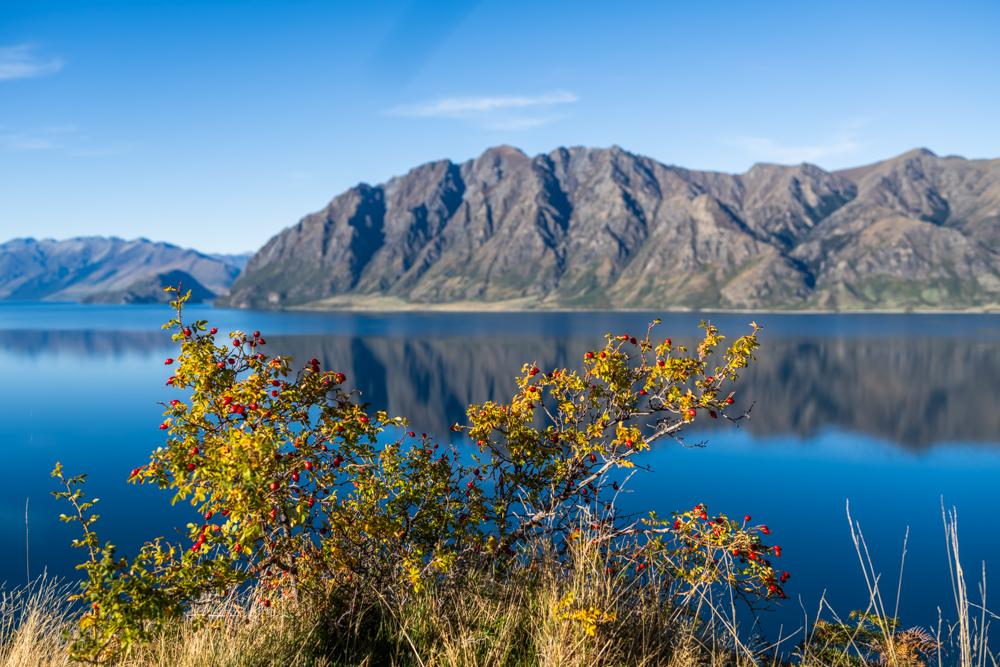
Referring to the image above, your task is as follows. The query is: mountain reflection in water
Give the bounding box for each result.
[2,328,996,450]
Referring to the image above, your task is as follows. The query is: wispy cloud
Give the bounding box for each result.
[0,44,63,81]
[731,135,861,164]
[0,125,76,151]
[386,90,578,130]
[0,124,132,156]
[388,90,577,118]
[729,119,880,165]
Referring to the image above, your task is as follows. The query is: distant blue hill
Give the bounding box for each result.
[0,236,249,304]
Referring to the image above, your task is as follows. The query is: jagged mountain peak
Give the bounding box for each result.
[220,146,1000,311]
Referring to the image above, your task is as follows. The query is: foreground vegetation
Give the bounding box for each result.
[0,289,994,665]
[1,515,993,667]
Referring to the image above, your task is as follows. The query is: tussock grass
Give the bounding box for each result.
[2,508,996,667]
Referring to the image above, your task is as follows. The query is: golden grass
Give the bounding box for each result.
[2,508,996,666]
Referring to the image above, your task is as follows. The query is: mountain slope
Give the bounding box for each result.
[0,237,244,303]
[221,146,1000,311]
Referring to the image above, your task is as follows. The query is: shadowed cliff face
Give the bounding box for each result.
[222,146,1000,311]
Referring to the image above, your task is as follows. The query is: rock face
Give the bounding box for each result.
[221,146,1000,310]
[0,237,245,303]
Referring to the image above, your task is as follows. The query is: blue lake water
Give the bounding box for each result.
[2,302,999,640]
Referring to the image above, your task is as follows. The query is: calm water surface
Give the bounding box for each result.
[3,303,999,638]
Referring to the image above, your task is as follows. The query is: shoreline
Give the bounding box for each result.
[270,295,1000,316]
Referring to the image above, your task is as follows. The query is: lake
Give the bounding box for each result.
[3,302,999,641]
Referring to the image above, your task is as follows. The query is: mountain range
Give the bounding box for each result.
[0,237,248,304]
[220,146,1000,311]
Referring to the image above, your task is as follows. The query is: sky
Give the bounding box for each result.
[1,0,998,254]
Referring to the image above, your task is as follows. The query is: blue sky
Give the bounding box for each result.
[1,0,998,253]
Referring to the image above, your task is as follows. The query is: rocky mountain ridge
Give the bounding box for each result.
[221,146,1000,311]
[0,236,247,303]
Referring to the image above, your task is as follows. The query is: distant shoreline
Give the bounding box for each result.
[276,295,1000,316]
[2,298,997,315]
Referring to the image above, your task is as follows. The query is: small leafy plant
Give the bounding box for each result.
[803,611,937,666]
[54,287,784,662]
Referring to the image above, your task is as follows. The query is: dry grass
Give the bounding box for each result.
[2,509,996,667]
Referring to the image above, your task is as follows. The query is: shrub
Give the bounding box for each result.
[53,287,784,663]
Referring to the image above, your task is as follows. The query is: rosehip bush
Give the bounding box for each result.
[54,287,786,662]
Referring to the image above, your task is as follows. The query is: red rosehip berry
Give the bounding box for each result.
[638,389,647,396]
[760,525,771,535]
[182,327,191,337]
[253,330,261,338]
[291,472,299,482]
[210,327,218,335]
[269,481,279,492]
[585,352,594,360]
[744,514,751,522]
[304,461,313,471]
[187,463,196,471]
[164,358,174,365]
[529,366,539,376]
[725,396,734,405]
[232,340,241,347]
[686,408,697,419]
[657,359,665,367]
[159,422,168,430]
